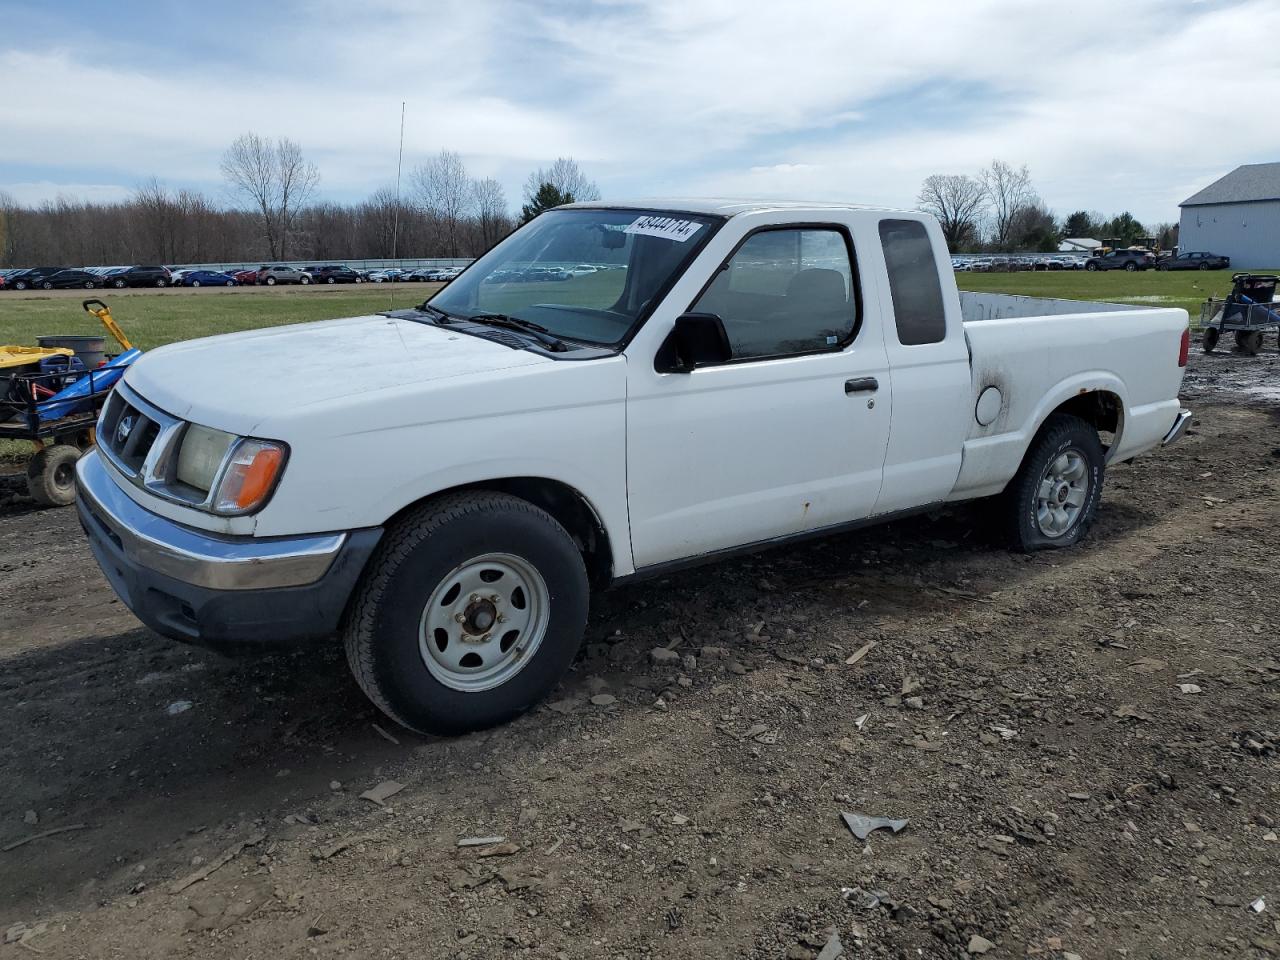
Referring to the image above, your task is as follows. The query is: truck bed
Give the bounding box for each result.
[950,293,1188,501]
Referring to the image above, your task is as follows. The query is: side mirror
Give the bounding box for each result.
[655,312,732,373]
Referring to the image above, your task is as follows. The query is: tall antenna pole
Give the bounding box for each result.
[390,100,405,311]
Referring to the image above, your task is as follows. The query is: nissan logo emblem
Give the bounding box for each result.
[115,414,136,446]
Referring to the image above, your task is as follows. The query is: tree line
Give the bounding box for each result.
[0,134,600,268]
[918,161,1176,253]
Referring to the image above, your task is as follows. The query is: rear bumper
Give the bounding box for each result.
[76,450,381,646]
[1162,408,1193,446]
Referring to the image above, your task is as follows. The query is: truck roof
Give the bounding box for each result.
[560,198,910,217]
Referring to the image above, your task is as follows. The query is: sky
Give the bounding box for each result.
[1,0,1277,228]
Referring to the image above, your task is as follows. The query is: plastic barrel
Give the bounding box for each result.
[37,335,107,370]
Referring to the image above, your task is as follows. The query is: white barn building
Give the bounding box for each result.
[1179,162,1280,269]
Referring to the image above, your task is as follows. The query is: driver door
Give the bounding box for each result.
[625,222,892,569]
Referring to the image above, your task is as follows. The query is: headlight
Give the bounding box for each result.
[176,425,236,492]
[211,438,288,515]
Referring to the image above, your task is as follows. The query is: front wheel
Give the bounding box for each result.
[192,280,201,287]
[1199,262,1210,271]
[300,276,311,285]
[1125,262,1138,272]
[265,276,277,285]
[113,279,126,288]
[343,491,589,735]
[1085,262,1098,271]
[1002,414,1104,552]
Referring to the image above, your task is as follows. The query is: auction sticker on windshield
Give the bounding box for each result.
[623,216,704,242]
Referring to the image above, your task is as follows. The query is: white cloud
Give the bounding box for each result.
[1,0,1277,223]
[0,181,134,205]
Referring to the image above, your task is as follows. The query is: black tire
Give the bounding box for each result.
[26,444,81,507]
[326,276,336,284]
[1199,262,1210,271]
[41,281,52,290]
[1158,264,1169,272]
[265,276,277,285]
[113,278,126,288]
[13,280,27,290]
[1236,330,1263,355]
[1002,414,1104,552]
[1124,261,1137,272]
[300,276,311,285]
[343,491,589,735]
[156,279,167,288]
[1203,327,1220,353]
[1085,262,1098,271]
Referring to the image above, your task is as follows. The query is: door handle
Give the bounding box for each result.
[845,377,879,395]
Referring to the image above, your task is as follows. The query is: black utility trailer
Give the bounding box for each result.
[1200,274,1280,355]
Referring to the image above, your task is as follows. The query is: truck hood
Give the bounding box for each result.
[124,314,552,436]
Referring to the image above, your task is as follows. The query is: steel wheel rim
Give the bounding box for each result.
[1035,449,1089,538]
[418,552,550,693]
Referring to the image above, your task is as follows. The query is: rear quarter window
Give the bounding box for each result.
[879,219,946,346]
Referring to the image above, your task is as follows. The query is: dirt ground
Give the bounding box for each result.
[1,345,1278,959]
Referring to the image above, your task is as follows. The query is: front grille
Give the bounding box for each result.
[99,391,163,475]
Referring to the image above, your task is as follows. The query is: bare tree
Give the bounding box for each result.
[522,157,600,205]
[979,160,1037,250]
[0,189,17,265]
[220,133,319,260]
[917,174,988,252]
[472,177,510,248]
[412,150,472,257]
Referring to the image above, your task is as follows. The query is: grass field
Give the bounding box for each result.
[955,268,1244,324]
[0,285,442,351]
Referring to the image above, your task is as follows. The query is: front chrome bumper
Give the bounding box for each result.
[76,450,345,590]
[1162,408,1193,447]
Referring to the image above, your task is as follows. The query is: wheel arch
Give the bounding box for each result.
[382,476,616,589]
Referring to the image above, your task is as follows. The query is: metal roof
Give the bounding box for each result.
[1180,162,1280,207]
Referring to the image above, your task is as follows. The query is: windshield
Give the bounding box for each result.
[428,208,720,346]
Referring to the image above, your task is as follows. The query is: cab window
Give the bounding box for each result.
[690,227,857,360]
[879,219,946,345]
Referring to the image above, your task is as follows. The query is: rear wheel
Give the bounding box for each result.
[27,444,80,507]
[41,281,52,290]
[1203,327,1220,353]
[113,278,126,288]
[1237,330,1263,355]
[192,280,201,287]
[1199,262,1211,271]
[343,491,589,735]
[265,276,276,285]
[1125,261,1138,272]
[156,279,167,288]
[1002,414,1104,552]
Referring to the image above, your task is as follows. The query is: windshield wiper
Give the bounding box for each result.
[464,312,570,352]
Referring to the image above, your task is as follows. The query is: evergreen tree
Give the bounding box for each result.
[520,183,573,224]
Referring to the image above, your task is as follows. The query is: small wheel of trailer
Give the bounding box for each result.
[26,444,81,507]
[1202,327,1220,353]
[1236,330,1263,355]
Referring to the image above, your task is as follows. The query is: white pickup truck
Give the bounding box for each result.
[76,200,1192,734]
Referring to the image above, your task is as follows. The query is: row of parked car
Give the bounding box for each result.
[951,249,1231,274]
[0,263,464,291]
